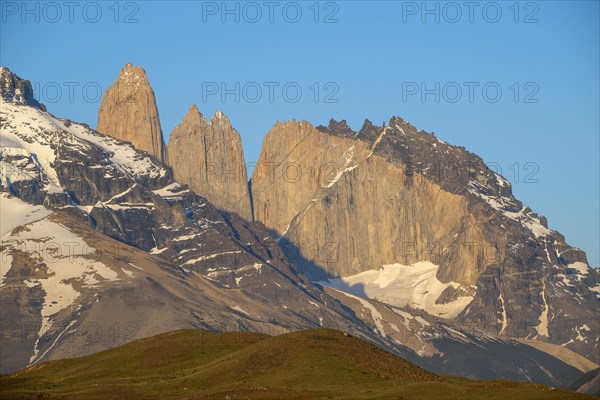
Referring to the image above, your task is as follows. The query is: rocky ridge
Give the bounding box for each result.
[0,67,45,111]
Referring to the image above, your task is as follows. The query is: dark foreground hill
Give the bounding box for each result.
[0,329,594,400]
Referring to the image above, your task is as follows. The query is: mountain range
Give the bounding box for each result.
[0,64,598,395]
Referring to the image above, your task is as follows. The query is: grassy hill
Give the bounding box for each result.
[0,329,595,399]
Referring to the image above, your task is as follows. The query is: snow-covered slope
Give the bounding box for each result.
[321,261,475,319]
[2,194,349,373]
[1,195,119,362]
[0,96,167,186]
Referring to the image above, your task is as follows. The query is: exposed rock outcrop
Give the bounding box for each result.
[0,67,45,110]
[166,105,252,221]
[96,64,165,162]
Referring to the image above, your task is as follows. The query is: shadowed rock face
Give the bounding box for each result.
[0,67,46,110]
[166,105,253,221]
[97,64,165,162]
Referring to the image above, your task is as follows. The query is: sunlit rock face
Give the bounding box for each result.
[251,117,600,362]
[166,104,252,221]
[97,63,165,162]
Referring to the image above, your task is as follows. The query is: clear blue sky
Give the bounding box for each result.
[2,1,598,266]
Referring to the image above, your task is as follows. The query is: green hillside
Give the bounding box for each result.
[0,329,594,400]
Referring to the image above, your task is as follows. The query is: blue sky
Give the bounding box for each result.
[1,1,598,266]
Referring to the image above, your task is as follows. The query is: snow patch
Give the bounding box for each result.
[332,288,386,336]
[0,193,52,236]
[0,204,119,362]
[320,261,474,319]
[498,293,508,335]
[121,268,135,278]
[230,305,249,316]
[183,250,242,265]
[153,182,187,197]
[573,324,591,342]
[568,262,589,277]
[323,145,357,188]
[535,280,549,338]
[467,181,550,238]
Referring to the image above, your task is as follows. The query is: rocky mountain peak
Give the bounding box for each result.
[210,109,233,127]
[251,111,599,364]
[97,64,165,162]
[179,103,207,127]
[117,63,150,83]
[188,103,201,114]
[386,115,422,136]
[270,119,314,136]
[0,66,46,111]
[356,119,383,143]
[316,118,355,138]
[166,105,253,221]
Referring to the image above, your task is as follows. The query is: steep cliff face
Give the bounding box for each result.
[96,64,165,162]
[166,105,252,221]
[251,120,474,280]
[251,120,359,233]
[251,120,471,279]
[251,117,600,362]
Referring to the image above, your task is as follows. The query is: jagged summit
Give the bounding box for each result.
[95,64,252,219]
[315,116,426,143]
[356,119,382,143]
[97,63,165,162]
[167,105,252,221]
[210,109,234,127]
[116,63,150,84]
[0,66,46,111]
[212,109,225,119]
[176,103,206,127]
[188,103,201,115]
[316,118,355,138]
